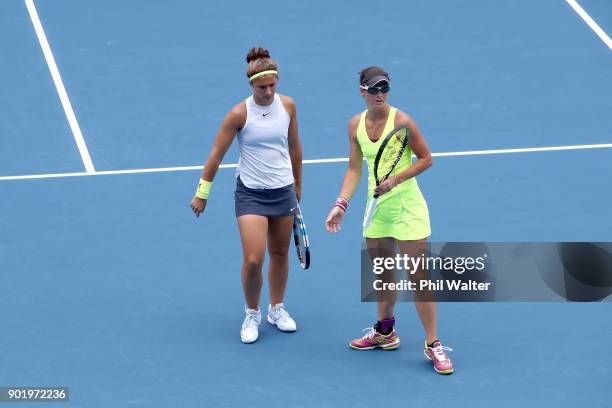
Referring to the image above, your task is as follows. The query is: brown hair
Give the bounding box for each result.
[359,66,390,85]
[245,47,278,80]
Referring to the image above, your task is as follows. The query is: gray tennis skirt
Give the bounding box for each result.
[234,176,297,218]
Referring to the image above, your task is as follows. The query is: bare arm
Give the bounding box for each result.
[395,112,432,182]
[201,103,246,182]
[190,103,245,217]
[281,95,303,201]
[338,115,363,199]
[325,115,363,232]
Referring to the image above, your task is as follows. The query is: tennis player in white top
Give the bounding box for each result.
[191,47,303,343]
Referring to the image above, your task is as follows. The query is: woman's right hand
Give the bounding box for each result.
[325,206,345,233]
[190,196,207,218]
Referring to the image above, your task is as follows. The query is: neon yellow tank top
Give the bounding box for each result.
[356,106,417,197]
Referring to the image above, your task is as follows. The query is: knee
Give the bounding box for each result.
[268,246,289,260]
[243,258,264,275]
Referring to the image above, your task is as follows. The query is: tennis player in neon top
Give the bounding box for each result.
[325,67,454,374]
[190,47,303,344]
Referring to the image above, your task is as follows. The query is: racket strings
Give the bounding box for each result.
[378,129,408,178]
[365,127,409,228]
[293,207,310,269]
[295,221,307,249]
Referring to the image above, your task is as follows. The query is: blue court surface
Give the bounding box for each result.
[1,0,611,407]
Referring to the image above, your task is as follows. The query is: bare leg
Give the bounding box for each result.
[267,215,293,306]
[237,215,268,310]
[398,238,438,344]
[366,237,398,321]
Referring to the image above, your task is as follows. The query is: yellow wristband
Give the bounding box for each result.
[195,178,212,199]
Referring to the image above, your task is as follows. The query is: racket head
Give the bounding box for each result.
[373,126,410,185]
[292,204,310,269]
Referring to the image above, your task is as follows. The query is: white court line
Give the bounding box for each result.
[0,143,611,181]
[431,143,612,157]
[24,0,96,173]
[566,0,612,50]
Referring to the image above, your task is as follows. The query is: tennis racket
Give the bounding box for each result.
[363,126,410,228]
[292,203,310,269]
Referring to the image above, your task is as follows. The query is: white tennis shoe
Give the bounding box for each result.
[267,303,297,332]
[240,307,261,344]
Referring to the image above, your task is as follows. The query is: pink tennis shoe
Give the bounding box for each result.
[349,327,400,350]
[424,340,454,374]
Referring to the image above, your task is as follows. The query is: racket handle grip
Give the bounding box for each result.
[363,196,379,228]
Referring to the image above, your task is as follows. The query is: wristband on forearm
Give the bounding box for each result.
[335,196,349,212]
[195,178,212,199]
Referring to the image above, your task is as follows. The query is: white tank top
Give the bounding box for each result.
[236,93,294,189]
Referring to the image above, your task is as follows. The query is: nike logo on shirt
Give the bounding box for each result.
[263,112,271,117]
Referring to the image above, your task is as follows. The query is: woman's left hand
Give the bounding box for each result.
[374,175,398,196]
